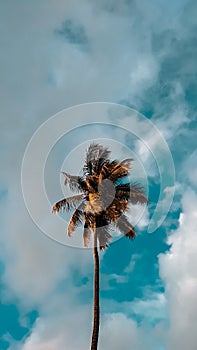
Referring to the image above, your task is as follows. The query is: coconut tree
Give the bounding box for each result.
[52,143,147,350]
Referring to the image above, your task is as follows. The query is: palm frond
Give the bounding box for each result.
[53,143,146,249]
[100,162,110,180]
[105,198,128,222]
[95,147,111,174]
[99,159,117,179]
[84,212,95,227]
[83,143,111,176]
[83,143,101,176]
[115,183,131,201]
[86,175,99,193]
[68,202,86,236]
[129,184,147,204]
[116,214,136,238]
[96,227,112,250]
[52,194,84,213]
[95,213,109,227]
[62,172,84,192]
[83,223,92,247]
[111,158,133,171]
[107,159,133,183]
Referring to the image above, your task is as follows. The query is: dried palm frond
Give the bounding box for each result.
[62,172,84,192]
[83,224,92,247]
[86,175,99,193]
[85,193,103,215]
[99,158,132,182]
[83,143,101,176]
[105,198,128,222]
[95,147,111,173]
[111,158,133,173]
[52,194,84,213]
[68,202,86,236]
[107,159,133,183]
[129,184,148,205]
[116,214,136,238]
[115,183,131,201]
[84,212,95,227]
[96,227,112,250]
[53,143,147,246]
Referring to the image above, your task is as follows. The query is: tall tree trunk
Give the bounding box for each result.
[90,226,100,350]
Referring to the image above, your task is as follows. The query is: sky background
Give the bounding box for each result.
[0,0,197,349]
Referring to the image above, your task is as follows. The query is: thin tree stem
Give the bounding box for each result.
[90,223,100,350]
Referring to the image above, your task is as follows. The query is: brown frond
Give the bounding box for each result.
[67,202,86,236]
[52,194,84,213]
[110,158,133,174]
[129,184,147,204]
[99,159,117,179]
[84,212,95,227]
[83,223,92,247]
[102,158,132,183]
[108,169,129,183]
[115,183,131,201]
[96,227,112,250]
[95,213,109,227]
[62,172,84,192]
[83,143,111,176]
[99,162,109,179]
[105,198,128,222]
[53,143,146,251]
[95,148,111,174]
[83,143,101,176]
[116,214,136,238]
[85,193,103,215]
[86,175,99,193]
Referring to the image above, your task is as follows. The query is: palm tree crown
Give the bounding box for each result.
[52,143,147,249]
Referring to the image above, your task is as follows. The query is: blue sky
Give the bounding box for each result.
[0,0,197,349]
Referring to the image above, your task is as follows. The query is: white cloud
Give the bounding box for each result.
[129,55,159,96]
[20,301,92,350]
[19,311,147,350]
[181,149,197,188]
[100,313,142,350]
[0,185,92,308]
[100,309,167,350]
[124,254,141,274]
[154,81,190,141]
[159,189,197,350]
[129,293,167,323]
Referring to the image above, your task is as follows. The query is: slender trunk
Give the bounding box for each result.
[90,225,100,350]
